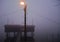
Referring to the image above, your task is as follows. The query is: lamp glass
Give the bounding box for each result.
[20,1,25,6]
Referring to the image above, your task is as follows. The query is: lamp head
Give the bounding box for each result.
[20,1,25,6]
[20,0,26,6]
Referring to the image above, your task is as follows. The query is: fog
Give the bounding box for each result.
[0,0,60,42]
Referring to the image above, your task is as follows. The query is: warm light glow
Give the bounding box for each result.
[20,1,25,6]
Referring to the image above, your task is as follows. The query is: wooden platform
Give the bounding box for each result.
[4,25,35,42]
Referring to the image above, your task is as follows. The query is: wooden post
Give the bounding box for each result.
[24,4,27,42]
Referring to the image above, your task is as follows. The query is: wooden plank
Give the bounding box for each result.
[4,25,35,32]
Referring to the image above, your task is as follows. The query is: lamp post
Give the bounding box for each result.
[20,0,27,41]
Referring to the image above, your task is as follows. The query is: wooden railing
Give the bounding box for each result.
[5,25,35,32]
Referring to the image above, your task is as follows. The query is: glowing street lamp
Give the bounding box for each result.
[20,0,26,7]
[20,1,25,6]
[20,0,27,41]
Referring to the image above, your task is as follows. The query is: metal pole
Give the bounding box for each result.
[24,5,27,41]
